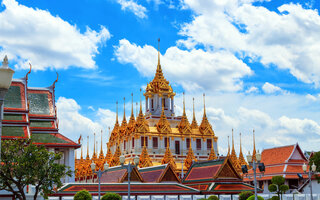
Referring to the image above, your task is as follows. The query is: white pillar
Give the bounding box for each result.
[68,149,75,182]
[145,97,148,112]
[171,98,174,114]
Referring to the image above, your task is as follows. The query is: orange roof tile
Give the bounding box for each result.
[261,145,295,165]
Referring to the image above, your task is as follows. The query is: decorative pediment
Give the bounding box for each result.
[157,107,172,133]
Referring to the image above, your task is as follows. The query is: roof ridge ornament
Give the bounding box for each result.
[2,55,8,68]
[26,63,32,81]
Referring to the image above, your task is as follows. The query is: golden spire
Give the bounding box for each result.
[135,89,149,133]
[161,131,176,169]
[230,129,240,171]
[92,133,98,162]
[158,38,160,67]
[86,136,90,161]
[199,93,214,135]
[126,93,136,137]
[238,132,248,167]
[191,97,198,129]
[252,129,257,162]
[208,134,217,160]
[120,97,128,140]
[227,135,230,156]
[178,92,192,134]
[139,130,153,168]
[110,136,121,167]
[157,105,172,133]
[184,131,197,170]
[145,39,174,95]
[110,101,120,145]
[105,127,112,165]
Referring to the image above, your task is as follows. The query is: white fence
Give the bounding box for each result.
[48,194,320,200]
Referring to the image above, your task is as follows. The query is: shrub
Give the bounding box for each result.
[208,195,219,200]
[74,190,92,200]
[101,193,121,200]
[247,195,264,200]
[239,191,254,200]
[268,196,280,200]
[197,198,207,200]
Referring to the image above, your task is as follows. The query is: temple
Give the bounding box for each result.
[107,41,219,175]
[2,64,80,183]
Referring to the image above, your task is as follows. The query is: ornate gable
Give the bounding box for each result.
[139,146,153,168]
[215,158,241,179]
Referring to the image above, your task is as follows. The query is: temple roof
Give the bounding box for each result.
[182,157,241,184]
[139,164,180,183]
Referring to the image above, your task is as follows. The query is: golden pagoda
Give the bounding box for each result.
[138,131,153,168]
[184,132,197,171]
[103,39,219,174]
[230,129,241,172]
[110,138,121,167]
[208,134,217,160]
[105,127,113,165]
[252,129,257,162]
[238,132,248,168]
[119,98,127,141]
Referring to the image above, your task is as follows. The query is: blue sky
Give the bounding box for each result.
[1,0,320,155]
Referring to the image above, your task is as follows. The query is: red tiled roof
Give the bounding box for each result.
[140,169,164,182]
[100,169,127,183]
[261,145,295,165]
[185,165,221,181]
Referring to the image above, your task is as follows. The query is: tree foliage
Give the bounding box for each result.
[74,190,92,200]
[101,193,121,200]
[309,151,320,183]
[239,191,254,200]
[247,195,264,200]
[208,195,219,200]
[0,139,72,200]
[268,176,289,200]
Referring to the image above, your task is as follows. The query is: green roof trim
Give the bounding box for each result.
[2,126,25,137]
[31,133,68,144]
[3,114,23,121]
[30,121,53,128]
[4,86,22,108]
[28,93,50,115]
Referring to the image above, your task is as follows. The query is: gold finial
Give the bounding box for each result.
[100,130,103,154]
[227,135,230,156]
[191,97,198,129]
[136,102,138,116]
[131,93,134,117]
[183,92,186,116]
[157,38,161,67]
[87,136,89,158]
[94,133,96,154]
[123,97,126,120]
[140,89,142,113]
[116,101,119,123]
[252,129,256,162]
[203,93,206,116]
[232,129,235,150]
[240,132,242,153]
[81,140,83,159]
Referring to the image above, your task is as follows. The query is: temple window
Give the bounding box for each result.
[132,138,135,148]
[164,137,170,147]
[124,141,126,150]
[153,137,158,149]
[186,138,190,149]
[141,136,148,147]
[162,98,165,107]
[151,99,154,109]
[207,139,212,150]
[196,139,201,150]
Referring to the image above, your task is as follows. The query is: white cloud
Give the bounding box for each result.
[262,82,283,94]
[114,39,252,92]
[0,0,110,70]
[245,86,258,93]
[56,97,116,156]
[306,94,317,101]
[117,0,147,19]
[178,0,320,87]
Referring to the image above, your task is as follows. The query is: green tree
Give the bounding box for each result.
[101,193,121,200]
[309,151,320,182]
[247,195,264,200]
[74,190,92,200]
[268,176,289,200]
[239,191,254,200]
[208,195,219,200]
[0,139,72,200]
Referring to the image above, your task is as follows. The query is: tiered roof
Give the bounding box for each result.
[199,94,214,136]
[230,130,241,172]
[156,106,172,133]
[177,93,192,136]
[3,67,80,148]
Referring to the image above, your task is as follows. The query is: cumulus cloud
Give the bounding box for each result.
[262,82,284,94]
[114,39,252,92]
[245,86,258,93]
[0,0,110,70]
[178,0,320,87]
[56,97,116,156]
[117,0,147,19]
